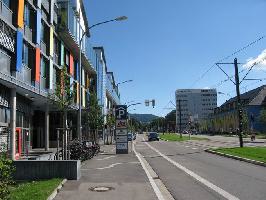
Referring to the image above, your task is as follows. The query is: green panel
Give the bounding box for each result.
[60,42,64,66]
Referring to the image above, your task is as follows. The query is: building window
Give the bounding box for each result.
[22,43,29,66]
[41,57,47,79]
[24,3,30,27]
[3,0,10,8]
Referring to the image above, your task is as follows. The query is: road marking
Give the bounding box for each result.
[192,147,198,150]
[96,155,116,161]
[94,162,140,170]
[133,143,165,200]
[144,139,240,200]
[185,146,190,148]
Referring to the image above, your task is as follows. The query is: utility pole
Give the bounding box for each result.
[234,58,244,147]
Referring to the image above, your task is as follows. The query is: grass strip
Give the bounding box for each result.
[214,147,266,163]
[160,133,208,142]
[9,178,63,200]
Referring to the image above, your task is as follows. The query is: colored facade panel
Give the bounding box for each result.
[60,43,64,66]
[49,59,53,89]
[82,88,86,107]
[17,0,25,28]
[70,77,74,91]
[50,0,54,24]
[70,54,74,76]
[36,10,41,45]
[16,31,23,71]
[50,27,54,56]
[75,61,79,80]
[76,83,79,104]
[35,48,41,82]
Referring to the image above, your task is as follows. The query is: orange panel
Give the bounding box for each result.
[35,48,40,82]
[70,54,74,76]
[17,0,24,28]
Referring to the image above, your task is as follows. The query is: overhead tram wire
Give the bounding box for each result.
[190,35,266,87]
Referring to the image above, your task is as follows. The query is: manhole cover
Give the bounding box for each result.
[89,186,114,192]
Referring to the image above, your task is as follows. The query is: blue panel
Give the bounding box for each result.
[16,31,23,71]
[36,10,41,45]
[75,61,79,81]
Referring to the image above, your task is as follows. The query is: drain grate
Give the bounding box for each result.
[89,186,114,192]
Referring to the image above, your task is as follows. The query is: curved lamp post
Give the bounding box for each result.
[77,14,128,140]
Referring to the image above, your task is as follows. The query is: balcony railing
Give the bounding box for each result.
[40,40,47,55]
[17,64,32,85]
[24,25,33,42]
[0,49,10,75]
[41,0,49,13]
[0,0,12,24]
[106,77,120,104]
[40,76,47,90]
[84,41,97,70]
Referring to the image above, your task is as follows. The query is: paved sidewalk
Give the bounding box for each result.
[55,144,157,200]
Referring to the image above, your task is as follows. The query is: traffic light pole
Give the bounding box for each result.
[234,58,244,147]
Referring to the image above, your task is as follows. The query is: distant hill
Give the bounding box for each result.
[129,114,159,123]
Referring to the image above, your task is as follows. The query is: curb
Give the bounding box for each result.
[205,149,266,167]
[47,179,67,200]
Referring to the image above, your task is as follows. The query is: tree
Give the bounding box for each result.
[87,93,104,143]
[106,112,115,144]
[260,108,266,124]
[49,65,75,130]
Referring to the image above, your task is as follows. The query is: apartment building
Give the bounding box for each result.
[201,85,266,133]
[0,0,105,160]
[175,89,217,131]
[94,47,120,119]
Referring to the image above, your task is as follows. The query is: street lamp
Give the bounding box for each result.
[77,13,128,140]
[127,102,142,108]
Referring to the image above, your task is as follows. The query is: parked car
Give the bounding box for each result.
[128,132,133,141]
[148,132,159,141]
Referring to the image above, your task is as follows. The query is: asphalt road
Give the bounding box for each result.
[135,135,266,200]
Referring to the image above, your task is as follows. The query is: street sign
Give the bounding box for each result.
[115,105,128,154]
[116,135,128,143]
[115,105,127,120]
[116,120,127,129]
[116,129,127,136]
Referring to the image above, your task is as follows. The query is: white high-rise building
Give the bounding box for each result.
[175,89,217,131]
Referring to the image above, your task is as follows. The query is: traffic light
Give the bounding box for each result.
[145,100,149,106]
[152,99,155,108]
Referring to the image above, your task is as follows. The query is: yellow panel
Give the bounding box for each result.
[50,27,54,56]
[17,0,24,28]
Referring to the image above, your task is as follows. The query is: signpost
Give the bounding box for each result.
[115,105,128,154]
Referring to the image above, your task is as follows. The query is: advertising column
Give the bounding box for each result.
[115,105,128,154]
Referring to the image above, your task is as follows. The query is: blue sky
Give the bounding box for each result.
[85,0,266,117]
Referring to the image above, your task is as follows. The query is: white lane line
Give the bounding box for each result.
[185,146,190,148]
[97,162,122,170]
[144,139,240,200]
[133,143,165,200]
[96,155,116,161]
[192,147,198,150]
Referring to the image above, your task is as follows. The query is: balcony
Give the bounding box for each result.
[106,77,120,105]
[57,1,96,74]
[41,0,49,13]
[40,40,47,55]
[17,64,32,85]
[0,49,10,75]
[0,0,12,24]
[24,25,33,42]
